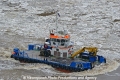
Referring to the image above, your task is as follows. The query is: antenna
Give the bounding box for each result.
[55,10,60,33]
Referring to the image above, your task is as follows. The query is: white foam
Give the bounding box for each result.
[40,60,120,76]
[0,0,120,76]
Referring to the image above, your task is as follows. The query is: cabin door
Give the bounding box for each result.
[63,52,67,58]
[54,51,60,57]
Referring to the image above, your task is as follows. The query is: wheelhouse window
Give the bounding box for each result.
[66,39,70,42]
[61,39,65,46]
[57,39,60,42]
[51,38,56,45]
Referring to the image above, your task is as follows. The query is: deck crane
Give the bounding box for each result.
[71,47,98,58]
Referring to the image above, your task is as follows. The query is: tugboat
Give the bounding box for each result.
[11,12,106,72]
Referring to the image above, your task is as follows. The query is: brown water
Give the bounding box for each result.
[0,0,120,80]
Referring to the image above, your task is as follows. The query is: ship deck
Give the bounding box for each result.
[24,50,86,65]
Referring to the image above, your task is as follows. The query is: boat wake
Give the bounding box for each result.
[0,47,120,76]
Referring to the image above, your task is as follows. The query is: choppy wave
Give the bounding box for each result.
[0,0,120,78]
[0,47,119,76]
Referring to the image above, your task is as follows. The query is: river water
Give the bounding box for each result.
[0,0,120,80]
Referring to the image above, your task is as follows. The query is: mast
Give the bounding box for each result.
[56,11,58,32]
